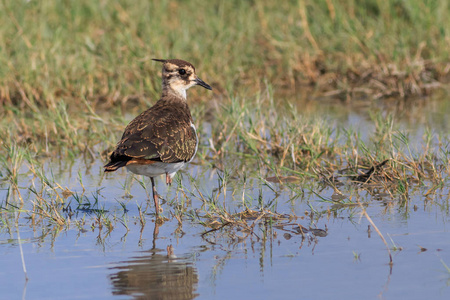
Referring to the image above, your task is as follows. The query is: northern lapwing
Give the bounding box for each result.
[104,59,212,215]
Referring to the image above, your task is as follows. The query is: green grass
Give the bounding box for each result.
[0,0,449,111]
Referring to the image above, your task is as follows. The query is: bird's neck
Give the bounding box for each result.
[162,84,187,100]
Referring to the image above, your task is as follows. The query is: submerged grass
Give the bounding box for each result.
[1,90,448,246]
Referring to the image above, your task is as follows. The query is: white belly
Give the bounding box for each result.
[126,161,186,178]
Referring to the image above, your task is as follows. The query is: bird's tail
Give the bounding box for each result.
[104,154,131,172]
[104,161,127,172]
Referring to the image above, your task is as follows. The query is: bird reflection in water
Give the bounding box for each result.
[109,224,198,300]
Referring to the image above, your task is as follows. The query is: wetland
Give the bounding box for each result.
[1,1,450,299]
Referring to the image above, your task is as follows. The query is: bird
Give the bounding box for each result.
[104,59,212,215]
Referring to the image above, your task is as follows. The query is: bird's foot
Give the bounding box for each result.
[166,173,173,185]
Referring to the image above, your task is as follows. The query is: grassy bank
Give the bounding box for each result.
[0,0,449,112]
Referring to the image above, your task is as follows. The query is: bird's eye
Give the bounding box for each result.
[179,69,186,75]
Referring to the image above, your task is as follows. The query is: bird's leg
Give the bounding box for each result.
[152,222,160,249]
[150,177,160,215]
[166,173,173,185]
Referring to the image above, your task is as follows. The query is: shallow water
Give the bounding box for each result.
[1,94,450,299]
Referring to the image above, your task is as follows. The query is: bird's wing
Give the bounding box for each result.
[111,104,197,164]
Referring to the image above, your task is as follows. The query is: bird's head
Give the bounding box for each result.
[152,59,212,99]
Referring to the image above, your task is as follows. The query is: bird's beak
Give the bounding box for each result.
[195,77,212,90]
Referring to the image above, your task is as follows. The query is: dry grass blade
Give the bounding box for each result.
[356,198,393,267]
